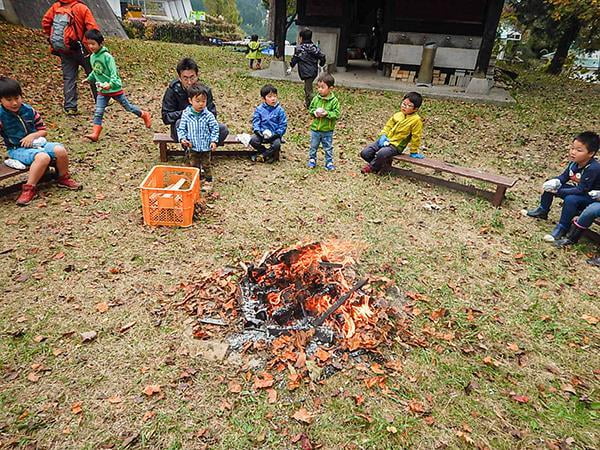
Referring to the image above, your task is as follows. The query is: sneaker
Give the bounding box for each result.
[325,162,336,171]
[205,175,213,183]
[361,164,373,174]
[255,154,265,163]
[16,184,37,206]
[250,154,257,162]
[56,174,82,190]
[307,158,316,168]
[522,206,548,220]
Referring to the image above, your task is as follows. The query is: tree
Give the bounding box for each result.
[237,0,267,37]
[204,0,242,25]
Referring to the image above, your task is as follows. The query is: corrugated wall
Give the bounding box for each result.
[10,0,127,37]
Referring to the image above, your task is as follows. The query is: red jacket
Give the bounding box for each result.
[41,0,99,53]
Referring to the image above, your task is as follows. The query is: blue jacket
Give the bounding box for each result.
[252,102,287,138]
[0,103,46,149]
[177,106,219,152]
[556,159,600,196]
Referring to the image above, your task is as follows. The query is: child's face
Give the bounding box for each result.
[189,94,207,112]
[0,95,23,113]
[400,98,417,115]
[86,39,101,53]
[316,81,332,97]
[569,139,594,166]
[264,92,278,106]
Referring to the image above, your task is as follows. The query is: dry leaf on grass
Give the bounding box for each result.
[253,372,274,389]
[292,407,313,424]
[266,388,277,404]
[143,385,161,396]
[228,381,242,393]
[107,396,122,404]
[95,302,109,313]
[80,331,97,342]
[71,402,82,414]
[27,372,40,383]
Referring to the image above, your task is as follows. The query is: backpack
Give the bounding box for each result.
[49,2,80,53]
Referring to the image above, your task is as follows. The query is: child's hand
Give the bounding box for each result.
[285,67,292,75]
[409,152,425,159]
[588,190,600,200]
[180,139,191,149]
[20,134,36,148]
[262,129,273,139]
[210,142,217,151]
[377,135,389,147]
[100,82,110,90]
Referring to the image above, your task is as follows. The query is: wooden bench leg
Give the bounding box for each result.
[492,185,507,207]
[159,142,168,162]
[274,148,280,162]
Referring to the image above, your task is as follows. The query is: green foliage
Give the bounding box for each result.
[204,0,242,25]
[237,0,267,37]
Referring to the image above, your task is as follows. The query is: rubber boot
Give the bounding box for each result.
[140,111,152,128]
[85,125,102,142]
[553,224,585,248]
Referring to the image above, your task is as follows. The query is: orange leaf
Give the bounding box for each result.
[27,372,40,383]
[95,302,109,313]
[107,396,122,404]
[253,372,274,390]
[291,407,312,424]
[143,410,156,421]
[71,402,82,414]
[53,251,65,260]
[581,314,598,325]
[507,343,519,352]
[143,385,161,396]
[228,381,242,394]
[314,348,330,362]
[408,399,426,414]
[429,308,447,321]
[266,388,277,404]
[510,394,530,403]
[364,376,386,389]
[483,356,500,368]
[514,253,525,260]
[354,395,365,406]
[370,363,385,375]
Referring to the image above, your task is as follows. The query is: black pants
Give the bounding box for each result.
[250,134,281,159]
[360,140,400,171]
[59,52,97,111]
[171,121,229,145]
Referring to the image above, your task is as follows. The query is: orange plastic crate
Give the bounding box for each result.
[140,165,200,227]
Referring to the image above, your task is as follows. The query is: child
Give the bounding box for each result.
[82,29,151,141]
[554,194,600,248]
[287,28,326,108]
[250,84,287,163]
[177,83,219,182]
[246,35,262,70]
[307,73,340,171]
[0,77,81,206]
[360,91,424,174]
[523,131,600,241]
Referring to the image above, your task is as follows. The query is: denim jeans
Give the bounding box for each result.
[360,140,400,171]
[575,201,600,229]
[309,130,334,165]
[93,93,141,126]
[541,191,596,231]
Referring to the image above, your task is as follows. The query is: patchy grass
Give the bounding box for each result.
[1,23,599,449]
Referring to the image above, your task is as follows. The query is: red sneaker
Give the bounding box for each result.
[16,184,37,206]
[57,174,82,190]
[361,164,373,174]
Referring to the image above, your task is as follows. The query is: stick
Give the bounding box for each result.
[311,279,368,328]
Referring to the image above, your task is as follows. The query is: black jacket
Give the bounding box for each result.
[290,41,326,80]
[161,79,218,125]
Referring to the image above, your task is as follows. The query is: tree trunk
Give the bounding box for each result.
[547,18,581,75]
[268,0,276,41]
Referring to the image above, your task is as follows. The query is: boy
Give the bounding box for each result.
[287,28,326,108]
[523,131,600,241]
[177,83,219,182]
[553,195,600,248]
[246,34,262,70]
[360,92,424,174]
[82,29,151,141]
[0,77,81,206]
[307,73,340,171]
[250,84,287,163]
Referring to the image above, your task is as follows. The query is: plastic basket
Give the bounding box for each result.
[140,165,200,227]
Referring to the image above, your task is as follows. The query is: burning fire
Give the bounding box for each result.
[244,241,380,345]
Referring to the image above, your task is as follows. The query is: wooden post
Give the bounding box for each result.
[274,0,287,60]
[159,142,168,162]
[474,0,504,77]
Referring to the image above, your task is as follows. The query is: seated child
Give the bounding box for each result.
[360,91,424,174]
[524,131,600,241]
[83,29,151,142]
[246,34,262,70]
[250,84,287,163]
[177,83,219,182]
[307,73,340,171]
[0,76,81,206]
[554,194,600,248]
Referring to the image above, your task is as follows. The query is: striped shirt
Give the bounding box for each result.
[177,106,219,152]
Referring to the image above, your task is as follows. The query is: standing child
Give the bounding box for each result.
[360,92,424,174]
[250,84,287,163]
[523,131,600,241]
[177,83,219,183]
[83,29,151,141]
[287,28,326,108]
[246,35,262,70]
[307,73,340,171]
[0,77,81,206]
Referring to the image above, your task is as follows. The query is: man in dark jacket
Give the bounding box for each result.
[287,29,326,108]
[161,58,229,144]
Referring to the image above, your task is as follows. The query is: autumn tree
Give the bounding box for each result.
[204,0,242,25]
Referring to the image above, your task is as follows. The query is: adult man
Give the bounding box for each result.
[42,0,98,114]
[161,58,229,144]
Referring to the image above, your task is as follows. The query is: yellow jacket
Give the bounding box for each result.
[380,111,423,153]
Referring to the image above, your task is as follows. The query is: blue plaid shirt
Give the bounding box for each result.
[177,106,219,152]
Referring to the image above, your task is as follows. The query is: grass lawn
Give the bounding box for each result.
[0,23,599,449]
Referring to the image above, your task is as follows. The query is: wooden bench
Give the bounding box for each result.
[389,154,517,207]
[0,162,55,196]
[153,133,280,162]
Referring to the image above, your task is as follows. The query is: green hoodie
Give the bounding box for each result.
[85,46,123,94]
[308,92,340,132]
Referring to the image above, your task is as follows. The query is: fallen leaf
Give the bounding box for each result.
[52,348,64,357]
[429,308,447,321]
[80,331,97,342]
[292,407,312,424]
[510,393,530,403]
[143,385,161,396]
[253,372,274,389]
[95,302,109,313]
[561,384,577,395]
[483,356,500,368]
[408,399,426,414]
[370,363,385,375]
[266,388,277,404]
[27,372,40,382]
[33,335,47,343]
[107,396,122,404]
[228,381,242,393]
[507,343,519,352]
[514,253,525,260]
[386,425,398,434]
[119,321,136,333]
[314,347,330,362]
[142,410,156,421]
[581,314,598,325]
[71,402,82,414]
[53,251,65,260]
[354,394,365,406]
